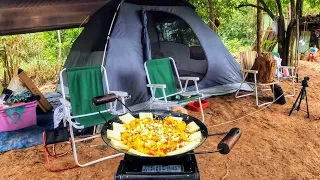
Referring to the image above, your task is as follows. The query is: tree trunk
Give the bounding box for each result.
[256,0,264,55]
[286,0,297,66]
[277,16,287,65]
[288,30,296,66]
[297,0,303,17]
[57,30,62,65]
[208,0,216,31]
[2,39,9,86]
[285,20,297,66]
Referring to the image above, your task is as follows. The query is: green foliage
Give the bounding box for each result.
[190,0,257,54]
[222,38,252,54]
[219,10,256,46]
[41,28,82,63]
[0,28,82,86]
[190,0,239,25]
[303,0,320,15]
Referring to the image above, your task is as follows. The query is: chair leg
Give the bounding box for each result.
[235,81,244,98]
[272,84,275,101]
[121,96,126,113]
[69,122,124,167]
[235,81,255,98]
[292,78,295,96]
[255,84,259,107]
[198,98,205,123]
[284,78,296,97]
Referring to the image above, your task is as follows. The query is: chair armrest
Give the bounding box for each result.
[110,91,128,97]
[146,84,166,89]
[179,77,200,81]
[281,66,295,69]
[242,69,258,74]
[59,98,70,107]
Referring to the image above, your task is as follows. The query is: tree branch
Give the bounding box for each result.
[276,0,283,16]
[259,0,276,20]
[237,1,276,20]
[236,4,265,11]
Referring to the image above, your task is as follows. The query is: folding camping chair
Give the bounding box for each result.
[59,65,128,167]
[144,57,205,122]
[235,51,278,107]
[269,52,296,97]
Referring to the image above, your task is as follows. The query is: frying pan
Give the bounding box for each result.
[100,110,241,159]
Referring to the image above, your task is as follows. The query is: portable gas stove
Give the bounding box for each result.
[115,151,200,180]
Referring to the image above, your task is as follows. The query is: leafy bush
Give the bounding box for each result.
[0,28,82,88]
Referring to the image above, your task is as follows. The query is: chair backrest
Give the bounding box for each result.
[239,51,257,70]
[61,66,108,117]
[144,58,181,98]
[269,52,280,58]
[266,52,282,77]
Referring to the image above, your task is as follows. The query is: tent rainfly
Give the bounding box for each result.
[60,0,244,107]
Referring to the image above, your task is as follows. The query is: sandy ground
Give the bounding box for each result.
[1,60,320,180]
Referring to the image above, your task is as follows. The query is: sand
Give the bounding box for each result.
[0,60,320,180]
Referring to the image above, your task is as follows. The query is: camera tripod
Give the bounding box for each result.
[288,78,310,118]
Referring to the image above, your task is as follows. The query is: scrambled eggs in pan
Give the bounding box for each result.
[107,112,202,156]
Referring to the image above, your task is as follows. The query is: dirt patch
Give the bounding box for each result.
[0,61,320,180]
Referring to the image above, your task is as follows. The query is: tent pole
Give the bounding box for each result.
[101,0,125,66]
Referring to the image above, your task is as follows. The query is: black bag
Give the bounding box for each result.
[44,127,69,145]
[272,84,286,105]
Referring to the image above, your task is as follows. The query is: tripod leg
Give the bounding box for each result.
[305,91,310,118]
[289,89,303,116]
[296,90,305,111]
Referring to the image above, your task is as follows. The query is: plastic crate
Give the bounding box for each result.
[0,101,37,132]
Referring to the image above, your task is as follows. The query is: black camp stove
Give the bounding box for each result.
[114,152,200,180]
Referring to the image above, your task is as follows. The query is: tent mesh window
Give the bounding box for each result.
[155,17,200,47]
[147,11,208,85]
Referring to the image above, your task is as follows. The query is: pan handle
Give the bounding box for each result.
[189,127,241,155]
[207,132,228,136]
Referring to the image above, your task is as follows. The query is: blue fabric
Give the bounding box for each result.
[0,111,54,153]
[310,47,318,53]
[0,126,44,153]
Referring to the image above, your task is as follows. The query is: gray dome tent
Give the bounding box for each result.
[61,0,243,107]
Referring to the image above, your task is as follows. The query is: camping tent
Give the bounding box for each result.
[60,0,244,106]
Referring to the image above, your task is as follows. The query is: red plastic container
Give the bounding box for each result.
[0,101,37,132]
[187,100,209,112]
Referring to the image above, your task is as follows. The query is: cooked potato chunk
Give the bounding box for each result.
[113,122,126,132]
[167,141,200,156]
[139,112,153,120]
[189,131,202,142]
[170,116,183,122]
[128,148,152,156]
[187,121,200,133]
[107,129,121,141]
[119,113,135,124]
[110,139,129,150]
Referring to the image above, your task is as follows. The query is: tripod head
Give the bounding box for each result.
[301,76,309,88]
